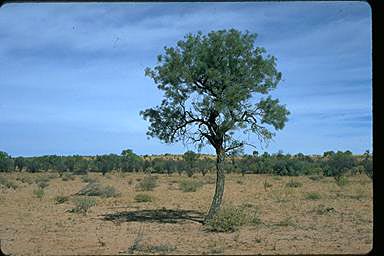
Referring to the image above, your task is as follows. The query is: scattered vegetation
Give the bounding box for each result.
[305,192,321,200]
[0,176,17,189]
[335,175,349,187]
[286,179,302,188]
[54,195,69,204]
[62,173,75,181]
[179,179,203,192]
[33,188,45,199]
[81,175,98,183]
[134,194,153,203]
[136,176,158,191]
[70,197,96,215]
[76,182,120,198]
[206,205,248,232]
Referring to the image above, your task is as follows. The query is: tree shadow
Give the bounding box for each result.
[101,208,205,224]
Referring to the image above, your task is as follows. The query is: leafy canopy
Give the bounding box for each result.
[141,29,289,153]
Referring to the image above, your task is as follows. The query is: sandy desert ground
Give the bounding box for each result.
[0,172,372,255]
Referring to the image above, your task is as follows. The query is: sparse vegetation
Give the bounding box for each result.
[0,176,17,189]
[81,175,97,183]
[70,197,96,215]
[206,205,247,232]
[54,195,69,204]
[134,194,153,203]
[179,179,203,192]
[335,175,348,187]
[76,182,120,198]
[305,192,321,200]
[286,179,302,188]
[33,188,44,199]
[62,173,75,181]
[136,176,158,191]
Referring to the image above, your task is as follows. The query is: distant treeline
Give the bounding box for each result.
[0,149,372,179]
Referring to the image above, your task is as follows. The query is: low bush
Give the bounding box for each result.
[33,188,44,199]
[62,173,75,181]
[206,205,247,232]
[0,176,17,189]
[76,182,120,198]
[54,195,69,204]
[308,175,324,181]
[136,176,158,191]
[16,175,34,184]
[179,179,203,192]
[305,192,321,200]
[81,175,97,183]
[37,181,49,189]
[134,193,153,202]
[285,179,302,188]
[70,197,96,215]
[335,176,348,186]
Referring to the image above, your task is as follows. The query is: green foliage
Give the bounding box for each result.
[323,150,356,177]
[16,174,34,184]
[285,179,302,188]
[76,182,120,198]
[33,188,45,199]
[0,176,17,189]
[54,195,69,204]
[206,205,247,232]
[179,179,204,192]
[136,176,158,191]
[70,197,96,215]
[308,175,324,181]
[305,192,321,200]
[335,175,348,187]
[0,151,14,172]
[134,193,153,202]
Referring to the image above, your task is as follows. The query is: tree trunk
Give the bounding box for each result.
[204,147,225,223]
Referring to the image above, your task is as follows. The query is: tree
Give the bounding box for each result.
[0,151,14,172]
[141,29,289,222]
[183,150,198,177]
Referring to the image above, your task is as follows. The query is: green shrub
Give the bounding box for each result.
[33,188,44,199]
[134,194,153,202]
[206,205,247,232]
[54,195,69,204]
[308,175,324,181]
[305,192,321,200]
[70,197,96,215]
[335,175,348,186]
[16,175,34,184]
[76,182,120,198]
[35,175,50,183]
[285,179,302,188]
[0,176,17,189]
[179,179,203,192]
[136,176,158,191]
[81,175,97,183]
[37,181,49,189]
[62,173,75,181]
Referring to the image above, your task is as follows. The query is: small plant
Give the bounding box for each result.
[62,173,75,181]
[33,188,45,199]
[207,240,225,254]
[37,181,49,189]
[275,217,296,227]
[54,195,69,204]
[134,194,153,202]
[236,180,244,185]
[335,175,348,186]
[70,197,96,215]
[206,205,247,232]
[16,175,34,184]
[136,176,158,191]
[286,179,302,188]
[0,176,17,189]
[81,175,97,183]
[263,179,272,191]
[305,192,321,200]
[308,175,324,181]
[312,204,336,215]
[35,175,51,183]
[179,179,203,192]
[76,182,120,198]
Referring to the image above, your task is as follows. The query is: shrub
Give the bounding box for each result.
[62,173,75,181]
[179,179,203,192]
[335,175,348,186]
[16,175,34,184]
[136,176,158,191]
[263,179,272,190]
[70,197,96,215]
[81,175,97,183]
[33,188,44,199]
[76,182,120,198]
[134,194,153,202]
[37,181,49,189]
[285,179,302,188]
[305,192,321,200]
[54,195,69,204]
[35,175,50,184]
[308,175,324,181]
[0,176,17,189]
[206,205,247,232]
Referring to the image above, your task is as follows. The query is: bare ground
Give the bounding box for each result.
[0,172,372,255]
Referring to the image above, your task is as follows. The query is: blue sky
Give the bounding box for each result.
[0,2,372,156]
